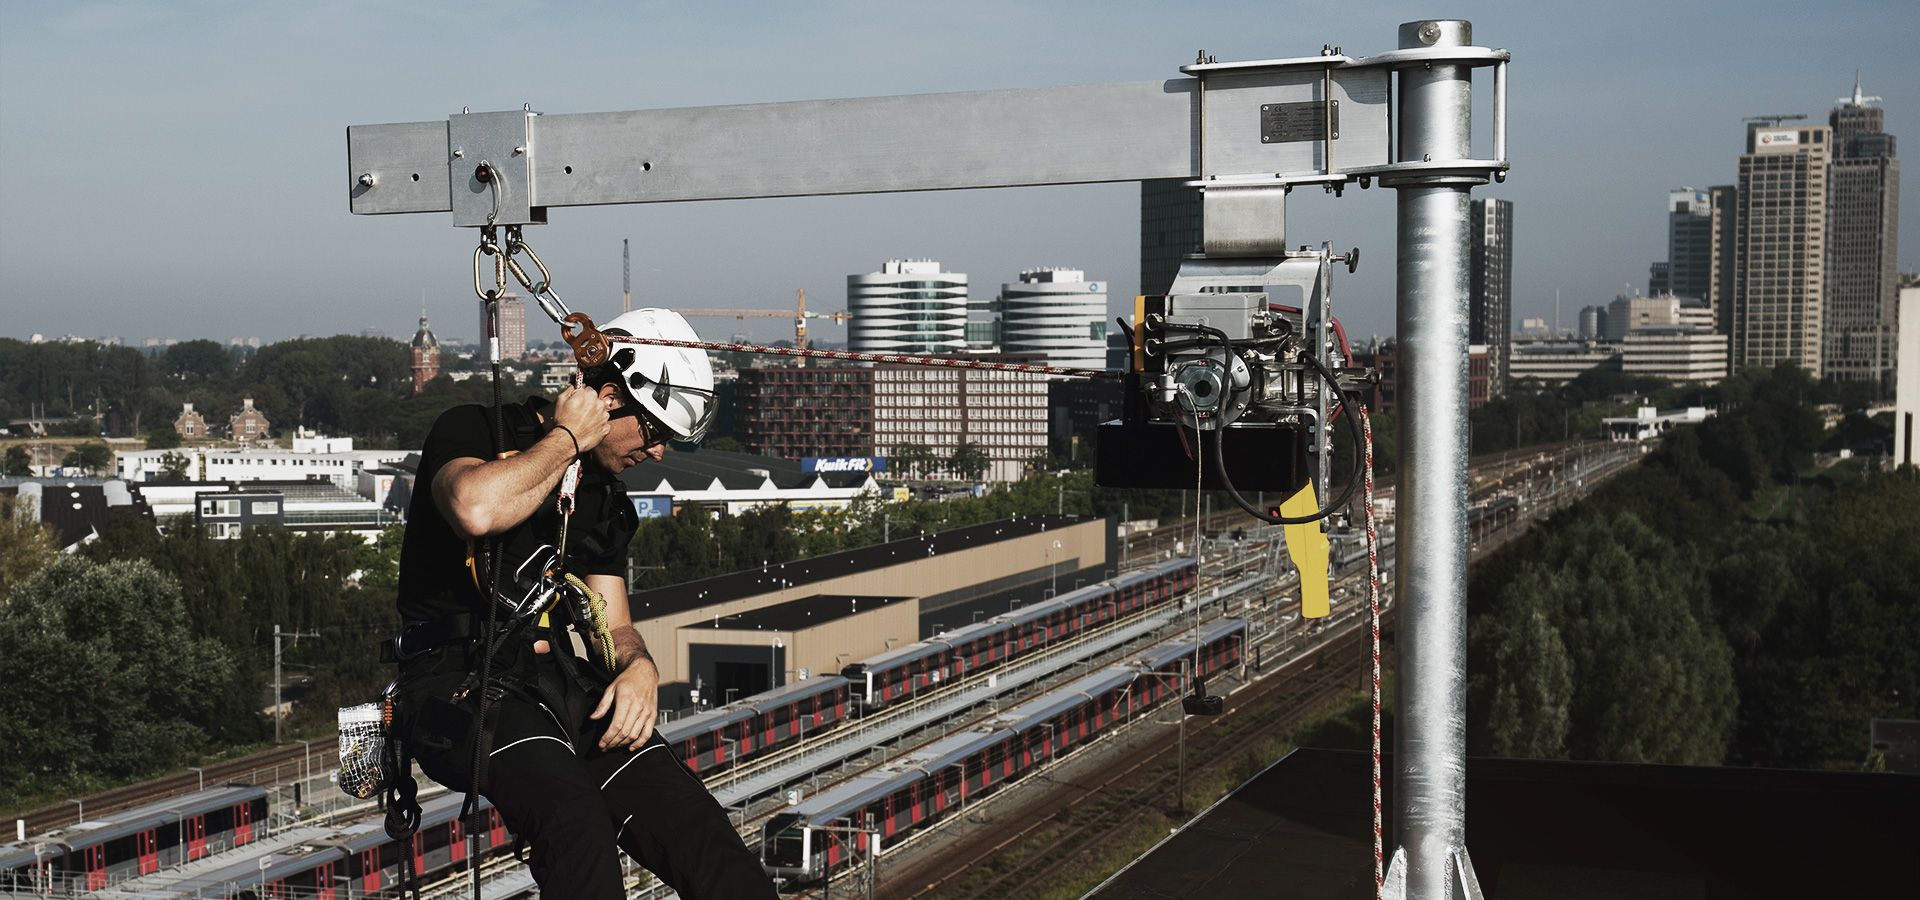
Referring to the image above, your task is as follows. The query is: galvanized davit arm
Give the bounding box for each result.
[345,21,1505,900]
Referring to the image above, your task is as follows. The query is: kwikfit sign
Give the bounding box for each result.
[803,456,887,474]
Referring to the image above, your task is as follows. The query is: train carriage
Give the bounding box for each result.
[843,558,1200,714]
[0,784,268,894]
[658,675,852,776]
[141,840,348,900]
[155,793,510,899]
[1137,617,1248,687]
[995,666,1139,762]
[766,615,1241,884]
[657,703,759,775]
[317,793,506,895]
[763,726,1005,880]
[841,639,957,712]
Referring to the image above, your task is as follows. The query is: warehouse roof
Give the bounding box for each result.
[628,514,1093,621]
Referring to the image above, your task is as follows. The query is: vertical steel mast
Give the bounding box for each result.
[1383,18,1487,900]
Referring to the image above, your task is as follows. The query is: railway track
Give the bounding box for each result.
[882,620,1378,900]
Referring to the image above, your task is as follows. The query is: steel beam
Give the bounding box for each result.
[348,67,1394,221]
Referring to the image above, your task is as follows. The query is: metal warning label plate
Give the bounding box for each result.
[1261,100,1338,144]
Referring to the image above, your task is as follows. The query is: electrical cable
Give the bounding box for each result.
[1210,351,1362,525]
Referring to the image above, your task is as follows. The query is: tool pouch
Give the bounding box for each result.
[336,688,398,800]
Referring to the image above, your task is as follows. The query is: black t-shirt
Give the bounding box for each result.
[396,398,638,625]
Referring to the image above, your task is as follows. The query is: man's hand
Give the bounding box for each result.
[553,384,612,454]
[590,656,659,751]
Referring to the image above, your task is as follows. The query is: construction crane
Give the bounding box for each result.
[619,243,845,350]
[680,289,853,353]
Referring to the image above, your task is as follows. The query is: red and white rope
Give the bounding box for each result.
[599,334,1123,381]
[1359,403,1384,897]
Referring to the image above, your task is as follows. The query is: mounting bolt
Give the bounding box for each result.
[356,172,376,188]
[452,148,465,159]
[1418,22,1442,44]
[513,145,527,156]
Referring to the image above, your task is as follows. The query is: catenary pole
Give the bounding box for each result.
[1383,18,1485,900]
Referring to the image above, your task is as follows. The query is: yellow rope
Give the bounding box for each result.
[563,573,620,674]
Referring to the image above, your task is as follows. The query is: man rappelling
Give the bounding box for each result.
[388,307,776,899]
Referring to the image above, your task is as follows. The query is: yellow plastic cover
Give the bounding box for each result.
[1281,483,1331,618]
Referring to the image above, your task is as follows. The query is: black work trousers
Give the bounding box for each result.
[408,651,775,899]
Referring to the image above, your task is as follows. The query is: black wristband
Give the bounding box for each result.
[553,424,581,457]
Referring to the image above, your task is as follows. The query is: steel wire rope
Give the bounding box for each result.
[1360,403,1384,898]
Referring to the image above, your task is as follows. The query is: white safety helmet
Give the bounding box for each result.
[598,308,717,443]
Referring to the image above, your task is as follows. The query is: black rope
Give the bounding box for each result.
[462,293,510,900]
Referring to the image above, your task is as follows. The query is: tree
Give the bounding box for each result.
[162,339,235,382]
[1468,512,1736,765]
[159,450,192,481]
[0,495,59,599]
[3,445,29,476]
[892,443,934,481]
[62,442,112,475]
[0,557,254,804]
[703,435,745,453]
[1468,584,1573,757]
[949,441,990,483]
[145,426,182,450]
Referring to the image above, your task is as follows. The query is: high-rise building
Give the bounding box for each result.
[1657,189,1716,303]
[1578,305,1607,341]
[1731,120,1831,375]
[410,310,440,396]
[477,292,527,360]
[1894,283,1919,467]
[1709,185,1737,335]
[1140,180,1203,298]
[1825,77,1900,394]
[966,288,1001,354]
[847,260,967,355]
[998,268,1108,373]
[734,366,875,460]
[874,367,1047,483]
[1470,198,1515,395]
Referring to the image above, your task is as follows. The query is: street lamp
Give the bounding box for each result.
[188,767,204,792]
[720,737,740,788]
[1049,540,1063,597]
[771,639,784,691]
[297,740,313,805]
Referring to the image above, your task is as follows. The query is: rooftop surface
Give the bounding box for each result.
[618,446,871,492]
[682,594,911,632]
[627,514,1091,621]
[1090,748,1916,900]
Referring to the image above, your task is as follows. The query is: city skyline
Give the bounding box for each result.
[1,2,1915,349]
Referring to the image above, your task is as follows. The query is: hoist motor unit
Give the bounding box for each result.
[1095,289,1332,492]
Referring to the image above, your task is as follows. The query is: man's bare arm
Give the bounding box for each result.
[589,573,659,749]
[433,385,611,539]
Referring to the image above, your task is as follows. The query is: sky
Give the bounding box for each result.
[1,0,1916,349]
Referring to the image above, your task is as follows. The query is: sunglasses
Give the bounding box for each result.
[607,403,671,451]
